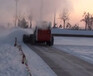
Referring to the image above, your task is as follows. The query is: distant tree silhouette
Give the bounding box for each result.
[59,24,62,28]
[18,18,28,28]
[66,22,71,29]
[28,14,33,28]
[71,24,79,30]
[81,12,93,30]
[53,12,57,28]
[53,23,57,28]
[59,9,69,29]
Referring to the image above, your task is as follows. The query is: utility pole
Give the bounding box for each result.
[15,0,18,27]
[53,12,56,28]
[40,0,43,21]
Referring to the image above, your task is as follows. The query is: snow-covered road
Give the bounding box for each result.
[54,37,93,64]
[1,27,93,76]
[21,44,57,76]
[28,45,93,76]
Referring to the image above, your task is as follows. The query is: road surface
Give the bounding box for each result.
[27,44,93,76]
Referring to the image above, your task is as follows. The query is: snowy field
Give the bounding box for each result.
[1,27,93,76]
[0,27,56,76]
[54,37,93,64]
[0,45,28,76]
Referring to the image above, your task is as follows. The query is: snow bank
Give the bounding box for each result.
[0,44,28,76]
[52,28,93,35]
[0,27,33,45]
[0,26,10,37]
[0,27,57,76]
[22,44,57,76]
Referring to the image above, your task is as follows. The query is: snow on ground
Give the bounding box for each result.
[0,27,57,76]
[52,28,93,35]
[0,44,28,76]
[1,26,93,76]
[22,44,57,76]
[54,37,93,64]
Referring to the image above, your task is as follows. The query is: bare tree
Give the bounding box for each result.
[18,18,28,28]
[53,12,57,28]
[81,12,93,30]
[14,0,19,27]
[59,9,69,29]
[71,24,79,30]
[66,22,71,29]
[90,17,93,30]
[28,13,33,28]
[59,24,62,28]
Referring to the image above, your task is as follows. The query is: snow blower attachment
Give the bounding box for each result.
[23,21,54,46]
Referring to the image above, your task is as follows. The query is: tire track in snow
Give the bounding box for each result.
[28,44,93,76]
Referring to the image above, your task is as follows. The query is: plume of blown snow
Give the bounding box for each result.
[19,0,72,22]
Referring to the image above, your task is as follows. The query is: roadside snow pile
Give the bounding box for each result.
[0,44,28,76]
[5,28,33,44]
[0,26,10,37]
[0,28,29,45]
[22,44,57,76]
[52,28,93,35]
[0,27,57,76]
[6,29,27,43]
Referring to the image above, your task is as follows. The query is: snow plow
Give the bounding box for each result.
[23,21,54,46]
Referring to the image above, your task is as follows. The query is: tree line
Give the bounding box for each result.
[53,10,93,30]
[16,10,93,30]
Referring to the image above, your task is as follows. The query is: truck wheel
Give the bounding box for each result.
[30,34,33,44]
[51,36,54,46]
[23,34,29,43]
[23,34,26,43]
[48,42,51,46]
[30,34,35,45]
[47,36,54,46]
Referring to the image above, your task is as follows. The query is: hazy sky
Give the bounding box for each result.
[70,0,93,27]
[0,0,93,27]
